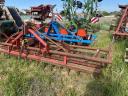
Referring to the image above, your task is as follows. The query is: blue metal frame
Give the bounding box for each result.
[26,21,96,45]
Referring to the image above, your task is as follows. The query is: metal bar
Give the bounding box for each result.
[49,50,111,64]
[70,45,109,52]
[0,42,111,64]
[36,30,68,52]
[115,7,128,34]
[0,48,101,73]
[12,32,23,44]
[94,49,100,57]
[113,32,128,36]
[64,56,67,64]
[42,54,103,67]
[28,29,47,47]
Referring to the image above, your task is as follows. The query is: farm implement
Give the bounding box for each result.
[113,5,128,39]
[31,21,97,45]
[112,5,128,63]
[0,0,112,73]
[0,24,112,73]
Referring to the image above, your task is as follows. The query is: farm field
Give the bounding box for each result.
[0,18,128,96]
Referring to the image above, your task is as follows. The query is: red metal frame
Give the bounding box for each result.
[113,5,128,38]
[0,27,112,73]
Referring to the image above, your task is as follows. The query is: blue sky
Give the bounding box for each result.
[5,0,128,12]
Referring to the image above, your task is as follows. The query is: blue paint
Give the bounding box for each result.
[25,21,96,45]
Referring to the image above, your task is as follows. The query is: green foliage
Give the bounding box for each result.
[90,23,110,33]
[61,0,100,24]
[102,11,110,16]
